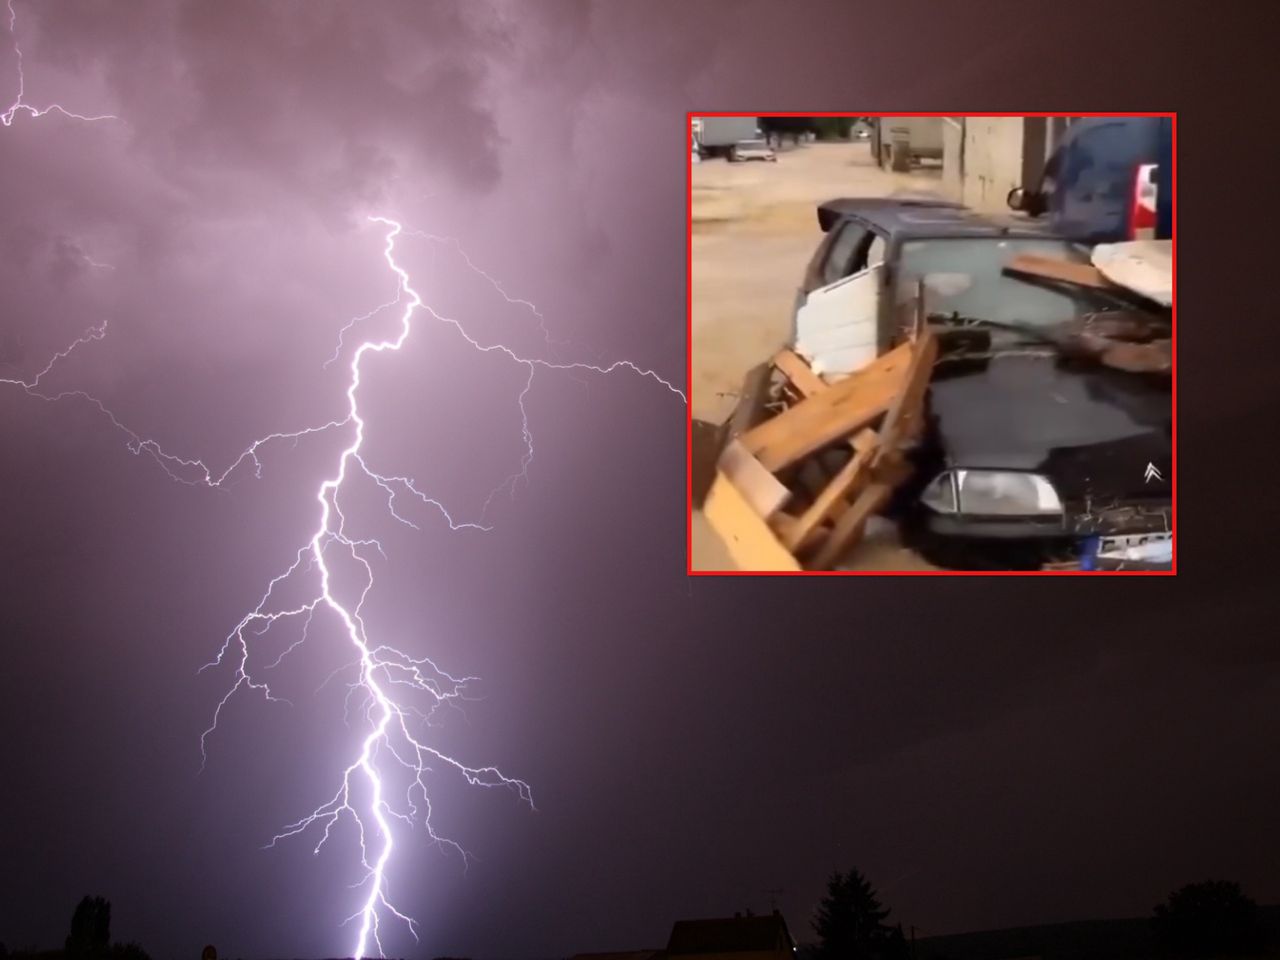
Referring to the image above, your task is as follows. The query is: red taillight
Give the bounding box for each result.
[1130,164,1158,239]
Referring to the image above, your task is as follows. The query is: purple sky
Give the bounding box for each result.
[1,3,1276,960]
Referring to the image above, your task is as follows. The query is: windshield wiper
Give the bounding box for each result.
[926,312,1058,344]
[928,312,1172,374]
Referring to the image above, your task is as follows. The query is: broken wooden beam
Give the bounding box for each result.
[717,439,791,519]
[780,429,879,554]
[804,459,912,570]
[872,328,937,469]
[771,347,827,398]
[1004,253,1111,290]
[702,472,802,572]
[740,341,911,472]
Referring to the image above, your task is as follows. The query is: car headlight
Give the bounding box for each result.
[920,470,1062,516]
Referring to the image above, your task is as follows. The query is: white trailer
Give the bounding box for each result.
[872,117,944,171]
[694,116,760,157]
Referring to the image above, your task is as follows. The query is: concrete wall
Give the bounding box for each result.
[961,117,1027,213]
[941,117,965,202]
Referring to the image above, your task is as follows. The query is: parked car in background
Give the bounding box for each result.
[728,139,777,163]
[1007,116,1174,244]
[792,197,1172,570]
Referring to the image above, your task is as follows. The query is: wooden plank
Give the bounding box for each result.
[805,478,897,570]
[873,330,938,467]
[772,348,826,398]
[768,513,799,540]
[780,438,879,553]
[1004,253,1111,290]
[741,342,911,473]
[717,440,791,519]
[744,369,900,473]
[702,472,802,572]
[777,348,871,475]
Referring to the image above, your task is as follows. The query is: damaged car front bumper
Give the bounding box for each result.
[919,499,1173,571]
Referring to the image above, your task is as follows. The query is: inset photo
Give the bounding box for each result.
[688,114,1174,574]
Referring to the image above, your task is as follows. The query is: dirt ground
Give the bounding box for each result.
[689,141,944,572]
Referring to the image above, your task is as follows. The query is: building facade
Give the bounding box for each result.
[943,117,1078,214]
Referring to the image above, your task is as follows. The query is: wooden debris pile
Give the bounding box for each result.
[702,330,937,571]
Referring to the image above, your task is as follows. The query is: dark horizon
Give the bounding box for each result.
[11,899,1280,960]
[2,2,1275,960]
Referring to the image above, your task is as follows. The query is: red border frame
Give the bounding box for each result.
[686,112,1176,577]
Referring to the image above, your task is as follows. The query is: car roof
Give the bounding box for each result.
[817,197,1058,241]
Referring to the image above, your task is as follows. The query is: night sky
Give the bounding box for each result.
[1,3,1274,960]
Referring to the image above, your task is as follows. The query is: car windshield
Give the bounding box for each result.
[739,140,766,149]
[895,237,1109,329]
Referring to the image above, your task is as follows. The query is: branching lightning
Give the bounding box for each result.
[1,0,117,127]
[9,212,684,957]
[4,7,685,955]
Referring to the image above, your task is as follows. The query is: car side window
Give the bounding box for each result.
[867,234,887,268]
[822,221,870,286]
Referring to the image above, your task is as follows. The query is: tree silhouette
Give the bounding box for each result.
[812,869,908,960]
[759,116,856,143]
[66,896,111,959]
[109,943,151,960]
[1152,880,1265,957]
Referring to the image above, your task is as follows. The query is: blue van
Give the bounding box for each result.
[1007,116,1173,244]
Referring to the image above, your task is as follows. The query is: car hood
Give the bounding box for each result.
[928,351,1172,502]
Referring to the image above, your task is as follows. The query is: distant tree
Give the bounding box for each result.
[811,117,854,141]
[760,116,811,145]
[66,896,111,959]
[1152,880,1265,957]
[109,942,151,960]
[760,116,861,143]
[812,869,908,960]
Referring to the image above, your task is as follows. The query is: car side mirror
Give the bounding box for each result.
[1007,186,1026,211]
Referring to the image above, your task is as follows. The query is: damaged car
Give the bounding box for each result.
[793,198,1172,570]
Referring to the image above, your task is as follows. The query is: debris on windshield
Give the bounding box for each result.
[1090,240,1173,307]
[1004,247,1173,316]
[1043,310,1171,374]
[995,250,1173,373]
[1064,332,1172,374]
[1004,253,1112,290]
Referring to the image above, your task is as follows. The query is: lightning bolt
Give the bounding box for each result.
[198,217,543,959]
[7,214,684,957]
[4,7,685,955]
[2,0,118,127]
[198,217,684,956]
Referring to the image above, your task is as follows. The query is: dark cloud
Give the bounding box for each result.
[25,1,505,204]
